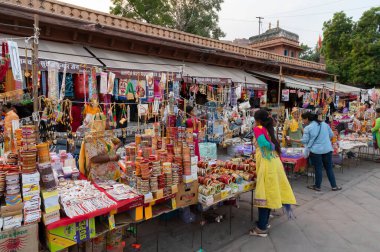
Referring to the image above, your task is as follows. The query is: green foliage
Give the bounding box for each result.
[322,8,380,86]
[299,43,320,62]
[110,0,226,39]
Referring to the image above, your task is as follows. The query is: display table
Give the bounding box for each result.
[338,140,368,151]
[281,156,307,173]
[46,175,144,231]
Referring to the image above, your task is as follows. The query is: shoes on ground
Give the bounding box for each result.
[249,227,268,237]
[307,185,321,191]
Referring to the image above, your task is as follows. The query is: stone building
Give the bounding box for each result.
[249,21,302,58]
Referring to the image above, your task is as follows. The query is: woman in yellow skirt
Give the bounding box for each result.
[250,109,296,237]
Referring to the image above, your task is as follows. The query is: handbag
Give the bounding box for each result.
[303,124,322,158]
[91,106,106,132]
[126,81,135,101]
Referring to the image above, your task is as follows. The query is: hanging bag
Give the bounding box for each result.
[91,106,106,132]
[119,104,128,128]
[125,80,135,101]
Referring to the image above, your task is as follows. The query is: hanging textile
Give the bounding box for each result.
[113,78,119,100]
[5,69,15,93]
[47,61,60,99]
[230,85,237,107]
[136,78,147,102]
[8,41,23,85]
[154,79,162,100]
[173,81,179,99]
[74,73,88,100]
[0,42,10,81]
[90,67,98,100]
[59,63,67,101]
[65,73,74,98]
[88,71,93,100]
[118,79,128,97]
[107,72,115,95]
[146,72,154,102]
[41,71,47,96]
[100,72,108,94]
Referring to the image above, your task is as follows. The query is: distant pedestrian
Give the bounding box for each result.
[250,109,296,237]
[296,112,342,191]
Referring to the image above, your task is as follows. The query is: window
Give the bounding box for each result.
[291,51,295,57]
[284,50,288,56]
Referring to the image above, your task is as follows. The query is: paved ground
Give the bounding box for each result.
[134,157,380,252]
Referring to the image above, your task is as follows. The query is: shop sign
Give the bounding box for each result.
[281,89,290,102]
[183,75,231,85]
[20,58,82,72]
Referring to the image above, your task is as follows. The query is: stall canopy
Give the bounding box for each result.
[183,63,266,89]
[250,70,361,94]
[86,47,184,73]
[0,34,101,66]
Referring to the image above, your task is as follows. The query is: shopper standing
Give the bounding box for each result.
[371,107,380,150]
[295,112,341,191]
[250,110,296,237]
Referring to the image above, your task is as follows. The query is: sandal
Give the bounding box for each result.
[307,185,321,191]
[332,187,342,191]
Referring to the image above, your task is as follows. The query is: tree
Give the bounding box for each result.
[110,0,226,39]
[322,7,380,86]
[348,7,380,86]
[299,43,320,62]
[322,11,354,84]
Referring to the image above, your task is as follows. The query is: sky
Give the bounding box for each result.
[60,0,379,47]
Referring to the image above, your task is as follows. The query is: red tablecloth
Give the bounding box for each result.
[46,176,144,231]
[281,156,307,173]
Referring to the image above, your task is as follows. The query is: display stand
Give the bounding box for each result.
[197,186,255,251]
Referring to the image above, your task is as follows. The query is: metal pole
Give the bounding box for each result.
[32,14,39,113]
[277,65,282,107]
[333,75,337,103]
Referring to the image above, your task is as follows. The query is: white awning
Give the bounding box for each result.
[183,63,266,89]
[0,34,101,65]
[86,47,184,73]
[250,71,361,93]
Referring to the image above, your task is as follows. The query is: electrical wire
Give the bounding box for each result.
[265,5,374,19]
[260,0,347,17]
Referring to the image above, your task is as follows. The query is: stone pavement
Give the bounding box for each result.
[218,160,380,252]
[136,160,380,252]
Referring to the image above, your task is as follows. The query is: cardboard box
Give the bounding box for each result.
[198,194,213,206]
[41,189,60,213]
[43,210,60,225]
[1,203,23,217]
[47,218,96,252]
[191,156,198,166]
[22,183,40,197]
[229,183,239,194]
[183,175,196,183]
[3,214,22,230]
[175,181,198,208]
[152,189,163,200]
[171,184,178,194]
[221,188,231,199]
[213,192,221,202]
[22,171,40,184]
[0,223,38,251]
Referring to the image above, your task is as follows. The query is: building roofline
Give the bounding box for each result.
[0,0,326,72]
